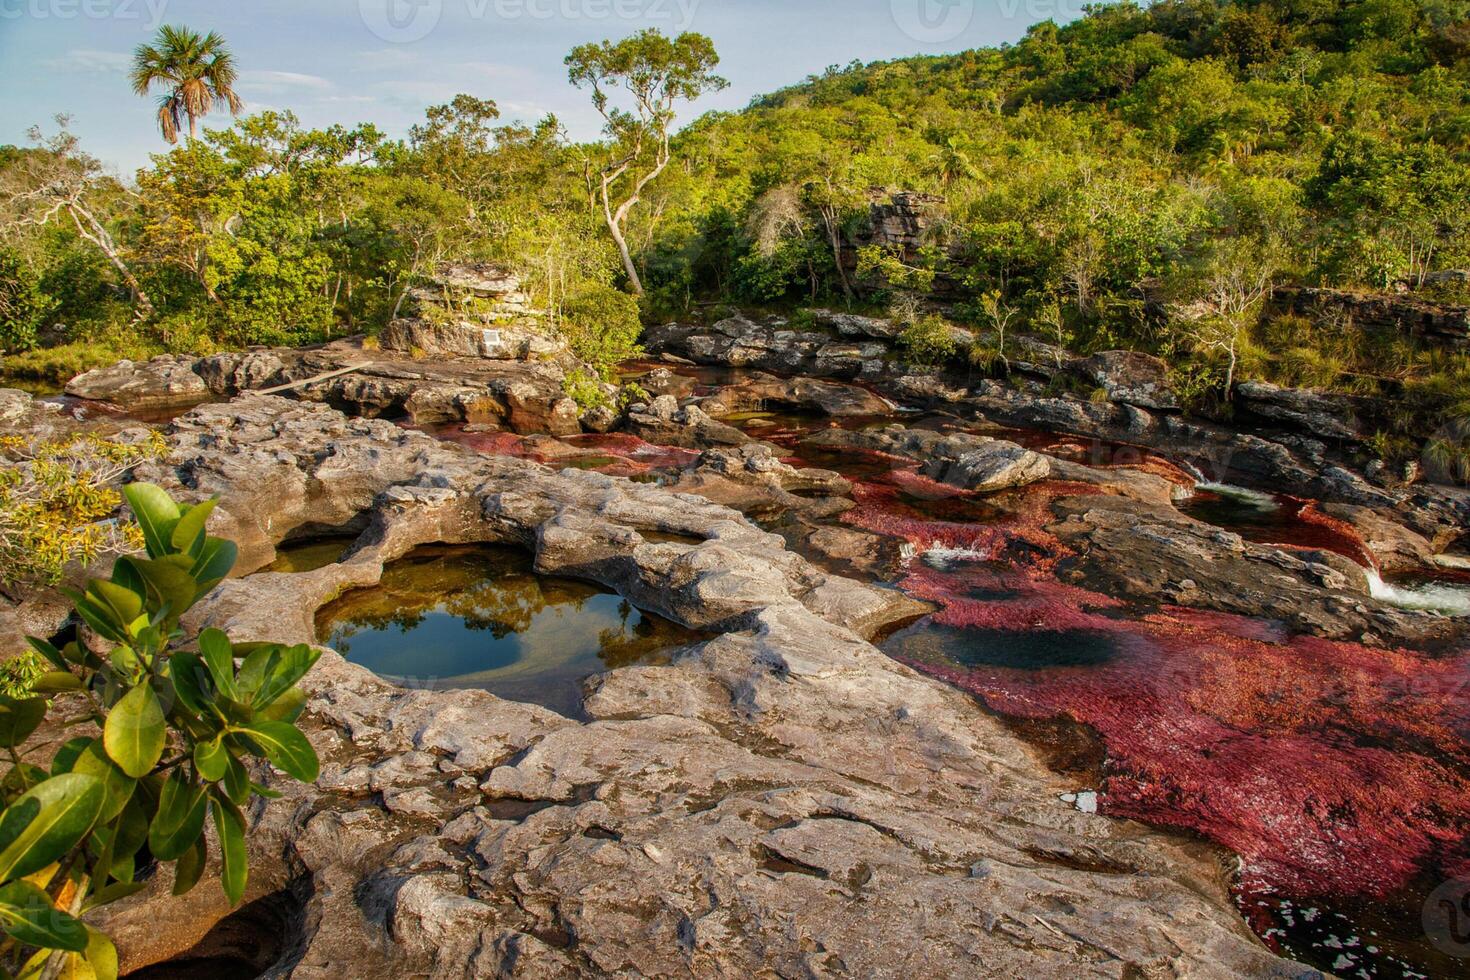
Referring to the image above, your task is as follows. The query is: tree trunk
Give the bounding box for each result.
[68,204,154,318]
[602,179,644,295]
[820,207,855,302]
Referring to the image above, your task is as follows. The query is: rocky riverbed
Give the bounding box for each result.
[10,309,1470,977]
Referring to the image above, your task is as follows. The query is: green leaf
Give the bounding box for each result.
[197,629,239,702]
[32,672,82,694]
[147,771,207,862]
[108,793,150,871]
[235,721,319,782]
[0,881,89,952]
[107,646,141,680]
[210,796,248,905]
[71,740,136,823]
[234,646,279,701]
[251,645,320,710]
[258,685,307,724]
[170,498,217,555]
[24,637,67,672]
[122,483,180,559]
[82,925,119,980]
[129,556,199,623]
[0,697,46,749]
[171,833,207,897]
[103,686,166,779]
[193,737,229,783]
[85,580,143,632]
[189,537,238,595]
[50,738,91,776]
[220,757,249,806]
[63,591,126,645]
[167,652,210,715]
[109,558,145,601]
[0,773,105,881]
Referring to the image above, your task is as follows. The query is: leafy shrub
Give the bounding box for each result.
[0,483,320,977]
[0,651,44,699]
[0,433,167,588]
[899,314,958,366]
[0,250,55,354]
[561,367,610,412]
[559,284,644,380]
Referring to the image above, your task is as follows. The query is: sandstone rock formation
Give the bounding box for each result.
[644,311,1469,572]
[66,355,211,410]
[623,395,753,449]
[1276,284,1470,349]
[79,396,1305,978]
[381,262,566,360]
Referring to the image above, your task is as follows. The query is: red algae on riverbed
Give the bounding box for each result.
[874,499,1470,905]
[427,415,1470,938]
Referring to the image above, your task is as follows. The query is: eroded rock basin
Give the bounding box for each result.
[313,544,706,719]
[85,393,1300,979]
[444,366,1470,978]
[32,344,1470,977]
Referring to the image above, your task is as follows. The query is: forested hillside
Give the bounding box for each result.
[2,0,1468,435]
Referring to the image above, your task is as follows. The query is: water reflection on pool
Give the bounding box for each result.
[315,545,706,718]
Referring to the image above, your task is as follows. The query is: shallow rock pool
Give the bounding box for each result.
[315,544,705,718]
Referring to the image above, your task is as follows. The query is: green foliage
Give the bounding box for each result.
[0,653,44,700]
[0,432,166,589]
[899,314,958,366]
[562,368,610,413]
[559,284,644,379]
[0,251,54,353]
[0,484,318,977]
[1,4,1468,443]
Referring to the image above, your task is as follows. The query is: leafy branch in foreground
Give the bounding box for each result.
[0,432,166,591]
[0,483,319,978]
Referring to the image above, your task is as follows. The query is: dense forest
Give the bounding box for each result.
[1,0,1468,438]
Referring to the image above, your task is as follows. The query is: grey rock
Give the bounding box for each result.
[66,356,210,410]
[92,396,1298,978]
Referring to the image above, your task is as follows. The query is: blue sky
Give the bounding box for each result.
[0,0,1082,176]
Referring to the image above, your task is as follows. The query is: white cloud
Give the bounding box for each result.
[45,48,130,74]
[239,70,335,93]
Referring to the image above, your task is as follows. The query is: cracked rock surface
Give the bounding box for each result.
[87,396,1310,977]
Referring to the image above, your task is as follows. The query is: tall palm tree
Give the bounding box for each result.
[130,25,243,144]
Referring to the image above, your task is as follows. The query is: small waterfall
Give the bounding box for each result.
[1364,570,1470,617]
[1176,458,1208,484]
[1193,481,1281,511]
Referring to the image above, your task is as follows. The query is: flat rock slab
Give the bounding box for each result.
[87,396,1304,978]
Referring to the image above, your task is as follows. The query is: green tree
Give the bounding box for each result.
[566,29,727,294]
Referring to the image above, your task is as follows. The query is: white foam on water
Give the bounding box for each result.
[1193,481,1281,510]
[1366,571,1470,616]
[921,546,991,569]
